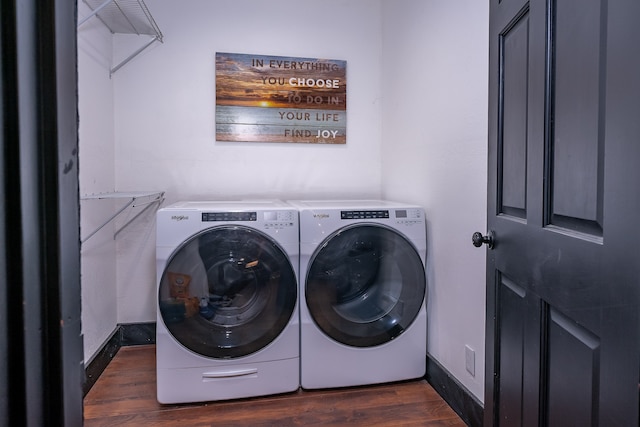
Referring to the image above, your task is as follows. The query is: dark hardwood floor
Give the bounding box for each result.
[83,345,467,426]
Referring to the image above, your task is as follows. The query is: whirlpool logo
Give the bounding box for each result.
[313,213,330,219]
[171,215,189,221]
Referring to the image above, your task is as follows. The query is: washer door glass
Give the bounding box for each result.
[159,225,297,358]
[306,224,425,347]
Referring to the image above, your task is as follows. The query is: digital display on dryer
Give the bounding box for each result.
[202,212,257,222]
[341,210,390,220]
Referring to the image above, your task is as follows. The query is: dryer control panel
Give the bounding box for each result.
[341,210,390,219]
[394,208,424,226]
[340,209,423,223]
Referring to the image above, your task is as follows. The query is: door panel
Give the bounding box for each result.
[548,0,604,235]
[547,308,600,426]
[499,10,529,219]
[496,274,527,426]
[486,0,640,425]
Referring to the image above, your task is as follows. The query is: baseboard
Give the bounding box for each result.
[425,354,483,427]
[83,322,156,396]
[119,322,156,346]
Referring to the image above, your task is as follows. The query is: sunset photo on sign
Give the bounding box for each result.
[215,52,347,144]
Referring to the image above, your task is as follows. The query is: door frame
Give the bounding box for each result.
[0,0,83,424]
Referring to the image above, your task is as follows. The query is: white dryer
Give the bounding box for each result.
[288,199,427,389]
[155,200,299,404]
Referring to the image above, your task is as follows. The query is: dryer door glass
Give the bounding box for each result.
[158,225,297,358]
[306,224,425,347]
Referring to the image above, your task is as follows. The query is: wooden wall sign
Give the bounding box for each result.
[215,52,347,144]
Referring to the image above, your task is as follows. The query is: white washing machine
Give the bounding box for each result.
[288,199,427,389]
[155,200,299,404]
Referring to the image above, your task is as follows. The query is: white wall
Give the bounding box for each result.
[77,0,489,404]
[77,1,118,363]
[381,1,489,401]
[112,0,384,323]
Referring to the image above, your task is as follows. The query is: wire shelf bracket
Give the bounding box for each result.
[80,191,165,243]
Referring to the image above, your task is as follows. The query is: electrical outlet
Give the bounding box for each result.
[465,345,475,377]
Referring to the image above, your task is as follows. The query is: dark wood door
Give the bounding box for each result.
[483,0,640,425]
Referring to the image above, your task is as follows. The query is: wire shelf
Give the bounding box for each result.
[82,0,162,39]
[79,0,163,75]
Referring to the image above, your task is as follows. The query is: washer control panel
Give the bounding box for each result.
[201,210,297,230]
[202,211,257,222]
[263,210,297,230]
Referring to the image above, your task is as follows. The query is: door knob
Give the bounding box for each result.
[472,231,495,249]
